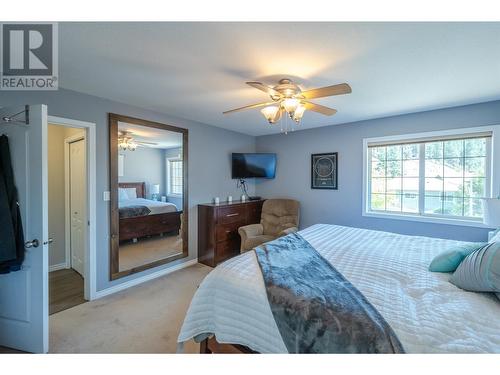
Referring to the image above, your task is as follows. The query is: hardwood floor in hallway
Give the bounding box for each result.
[50,268,86,315]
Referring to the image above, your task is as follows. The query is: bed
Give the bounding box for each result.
[118,182,182,242]
[178,224,500,353]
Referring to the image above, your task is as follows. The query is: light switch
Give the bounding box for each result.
[103,191,110,201]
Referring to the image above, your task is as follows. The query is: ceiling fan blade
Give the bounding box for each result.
[303,101,337,116]
[223,101,277,115]
[246,82,282,97]
[300,83,351,99]
[136,141,158,145]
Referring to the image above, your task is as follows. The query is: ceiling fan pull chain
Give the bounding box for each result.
[284,112,288,135]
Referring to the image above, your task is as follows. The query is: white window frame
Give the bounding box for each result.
[362,125,500,228]
[166,157,183,197]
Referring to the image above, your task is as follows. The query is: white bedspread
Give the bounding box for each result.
[119,198,177,215]
[178,224,500,353]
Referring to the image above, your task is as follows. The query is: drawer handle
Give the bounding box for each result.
[226,213,239,217]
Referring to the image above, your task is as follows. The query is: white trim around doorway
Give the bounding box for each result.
[48,115,97,301]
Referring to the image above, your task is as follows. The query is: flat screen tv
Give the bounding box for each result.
[232,153,276,179]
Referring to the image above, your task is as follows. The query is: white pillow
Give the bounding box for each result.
[119,187,137,201]
[118,188,129,201]
[124,188,137,200]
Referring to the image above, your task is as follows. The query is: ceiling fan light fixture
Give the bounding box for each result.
[292,105,306,123]
[118,135,138,152]
[127,141,138,151]
[282,98,300,114]
[261,106,280,124]
[118,139,128,151]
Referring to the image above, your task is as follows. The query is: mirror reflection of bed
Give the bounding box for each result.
[118,182,182,271]
[116,121,185,273]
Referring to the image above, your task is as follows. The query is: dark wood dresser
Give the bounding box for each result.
[198,199,265,267]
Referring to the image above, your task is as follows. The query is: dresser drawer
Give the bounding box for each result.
[216,223,241,243]
[217,206,247,224]
[198,200,264,268]
[215,239,240,263]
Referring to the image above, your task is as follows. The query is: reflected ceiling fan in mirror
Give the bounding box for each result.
[223,78,352,132]
[118,130,158,151]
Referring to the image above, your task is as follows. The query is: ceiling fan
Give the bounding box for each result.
[118,130,158,151]
[223,78,352,126]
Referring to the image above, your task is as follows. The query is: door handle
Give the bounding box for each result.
[25,239,40,248]
[43,238,54,245]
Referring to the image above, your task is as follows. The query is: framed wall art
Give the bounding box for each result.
[311,152,338,189]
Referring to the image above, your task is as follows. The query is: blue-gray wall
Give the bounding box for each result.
[119,147,167,197]
[255,100,500,242]
[0,88,256,292]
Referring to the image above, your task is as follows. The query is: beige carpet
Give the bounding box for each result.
[49,263,211,353]
[119,234,183,272]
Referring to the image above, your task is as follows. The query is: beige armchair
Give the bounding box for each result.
[238,199,300,252]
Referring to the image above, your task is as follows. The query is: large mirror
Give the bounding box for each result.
[109,114,188,280]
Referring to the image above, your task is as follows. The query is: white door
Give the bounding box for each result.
[0,105,48,353]
[69,138,86,276]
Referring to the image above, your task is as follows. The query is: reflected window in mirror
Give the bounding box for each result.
[167,157,183,196]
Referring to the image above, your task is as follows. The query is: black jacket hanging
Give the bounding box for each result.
[0,134,25,274]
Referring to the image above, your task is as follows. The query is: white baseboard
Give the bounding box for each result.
[94,258,198,300]
[49,262,69,272]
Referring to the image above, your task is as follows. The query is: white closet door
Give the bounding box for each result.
[69,139,86,277]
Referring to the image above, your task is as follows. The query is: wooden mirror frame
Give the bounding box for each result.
[109,113,189,280]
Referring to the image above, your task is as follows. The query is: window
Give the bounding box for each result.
[167,158,183,196]
[364,128,496,225]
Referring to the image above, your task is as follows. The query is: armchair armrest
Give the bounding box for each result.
[238,223,264,238]
[238,223,264,252]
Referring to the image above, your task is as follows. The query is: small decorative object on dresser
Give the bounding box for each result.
[198,199,265,267]
[311,152,338,189]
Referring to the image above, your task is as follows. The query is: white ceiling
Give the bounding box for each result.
[118,121,182,149]
[60,22,500,136]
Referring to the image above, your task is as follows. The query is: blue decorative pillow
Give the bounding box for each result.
[429,242,486,273]
[450,242,500,293]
